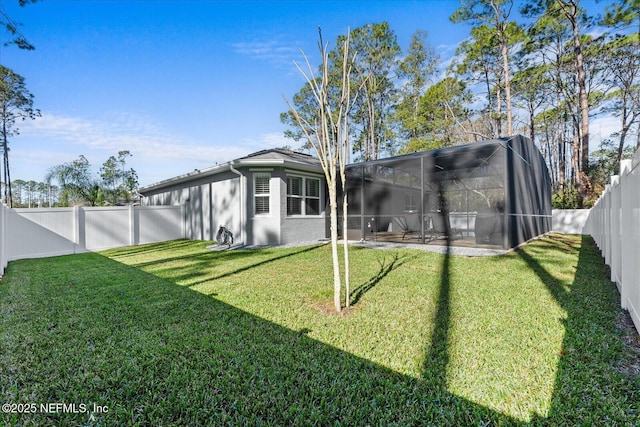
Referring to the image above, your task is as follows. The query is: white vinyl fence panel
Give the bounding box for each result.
[84,207,131,250]
[0,205,184,275]
[551,209,590,234]
[587,151,640,334]
[138,205,184,244]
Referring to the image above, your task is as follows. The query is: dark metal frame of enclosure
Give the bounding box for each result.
[340,135,552,250]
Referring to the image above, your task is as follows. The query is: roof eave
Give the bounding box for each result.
[139,157,323,194]
[139,163,231,193]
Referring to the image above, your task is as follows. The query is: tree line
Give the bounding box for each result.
[0,59,139,207]
[282,0,639,208]
[4,151,139,208]
[1,1,139,207]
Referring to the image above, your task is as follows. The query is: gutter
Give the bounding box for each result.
[229,161,244,245]
[139,163,230,193]
[139,158,322,194]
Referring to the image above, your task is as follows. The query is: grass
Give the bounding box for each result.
[1,234,638,426]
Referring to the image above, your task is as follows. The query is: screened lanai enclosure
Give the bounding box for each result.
[341,135,551,250]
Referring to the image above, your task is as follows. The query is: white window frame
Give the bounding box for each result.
[404,193,418,213]
[287,175,321,217]
[254,173,271,216]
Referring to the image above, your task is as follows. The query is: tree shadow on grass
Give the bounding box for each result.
[0,248,518,426]
[4,235,635,426]
[349,252,413,306]
[517,234,639,424]
[116,242,325,289]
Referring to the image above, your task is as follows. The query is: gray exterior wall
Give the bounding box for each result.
[141,170,241,243]
[141,164,327,246]
[278,169,326,245]
[247,168,327,245]
[246,168,281,245]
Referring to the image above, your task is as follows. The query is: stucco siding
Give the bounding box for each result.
[278,169,327,244]
[141,171,241,242]
[246,170,281,245]
[281,217,326,244]
[139,150,326,246]
[211,177,241,243]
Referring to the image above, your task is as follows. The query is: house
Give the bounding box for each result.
[139,149,327,246]
[140,136,551,250]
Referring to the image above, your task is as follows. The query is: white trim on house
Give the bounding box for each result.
[139,152,321,194]
[286,174,322,217]
[284,168,324,178]
[253,172,272,217]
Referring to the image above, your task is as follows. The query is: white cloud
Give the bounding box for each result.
[231,35,303,68]
[18,111,232,162]
[10,112,305,185]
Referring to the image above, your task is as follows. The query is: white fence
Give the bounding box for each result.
[586,150,640,334]
[0,205,184,275]
[552,209,591,234]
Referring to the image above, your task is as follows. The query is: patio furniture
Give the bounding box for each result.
[475,207,503,245]
[427,212,463,241]
[393,216,417,240]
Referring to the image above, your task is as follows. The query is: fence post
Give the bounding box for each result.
[0,204,6,275]
[129,205,136,246]
[73,206,86,253]
[610,176,622,286]
[620,160,633,310]
[602,184,611,265]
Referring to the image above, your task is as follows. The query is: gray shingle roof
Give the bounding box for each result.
[238,148,320,166]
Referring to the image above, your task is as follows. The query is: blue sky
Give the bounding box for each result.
[1,0,614,187]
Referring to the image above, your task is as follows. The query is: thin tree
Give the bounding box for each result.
[396,30,439,147]
[284,29,360,312]
[451,0,523,137]
[0,65,39,207]
[330,22,400,161]
[601,0,640,166]
[453,25,502,138]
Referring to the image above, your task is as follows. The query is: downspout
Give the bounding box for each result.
[229,162,244,245]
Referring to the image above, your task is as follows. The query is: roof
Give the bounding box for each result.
[238,148,320,166]
[139,148,322,193]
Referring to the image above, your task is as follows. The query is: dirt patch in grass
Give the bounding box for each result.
[616,310,640,379]
[309,300,359,317]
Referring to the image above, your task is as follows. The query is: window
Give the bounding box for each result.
[405,193,418,213]
[287,176,320,216]
[254,173,270,215]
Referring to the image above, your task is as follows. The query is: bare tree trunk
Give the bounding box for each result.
[483,68,496,138]
[495,84,502,137]
[367,90,376,161]
[571,116,580,186]
[2,119,9,206]
[328,186,341,312]
[559,126,566,190]
[615,107,637,172]
[342,189,350,308]
[560,0,589,185]
[574,25,589,174]
[528,99,535,144]
[285,29,359,313]
[3,148,12,208]
[501,40,513,136]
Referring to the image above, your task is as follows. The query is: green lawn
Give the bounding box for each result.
[1,234,638,426]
